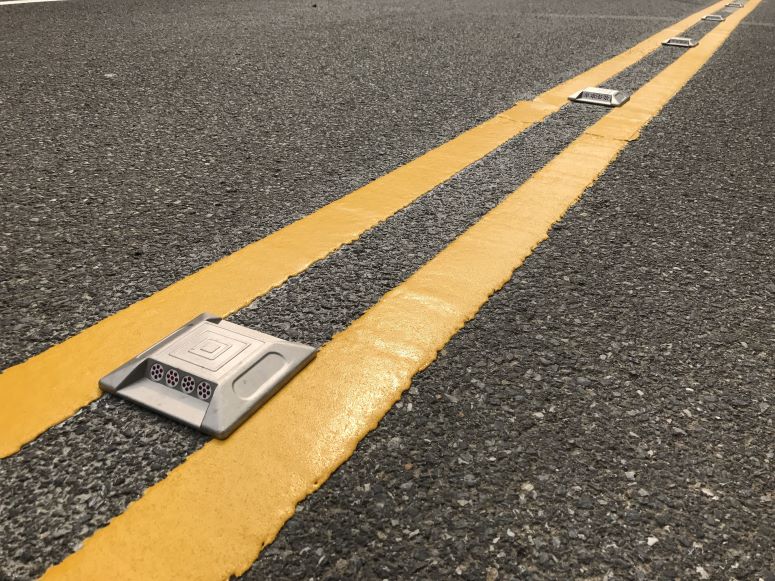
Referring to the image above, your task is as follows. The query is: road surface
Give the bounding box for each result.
[1,0,772,579]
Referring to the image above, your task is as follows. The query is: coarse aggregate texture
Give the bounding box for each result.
[0,28,702,580]
[0,0,718,367]
[0,93,603,581]
[240,8,775,581]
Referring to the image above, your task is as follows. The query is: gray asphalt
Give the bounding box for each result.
[242,4,775,579]
[1,0,721,367]
[1,0,772,579]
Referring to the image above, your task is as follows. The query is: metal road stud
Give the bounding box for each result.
[726,2,743,7]
[100,313,317,438]
[568,87,630,107]
[703,14,725,21]
[662,36,698,48]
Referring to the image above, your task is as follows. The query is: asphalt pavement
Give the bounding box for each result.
[1,0,773,579]
[1,0,726,366]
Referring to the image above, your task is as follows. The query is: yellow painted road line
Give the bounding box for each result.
[0,0,728,458]
[41,2,760,578]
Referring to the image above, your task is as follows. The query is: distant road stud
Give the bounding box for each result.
[100,313,317,438]
[568,87,630,107]
[726,2,743,7]
[662,36,698,48]
[703,14,725,20]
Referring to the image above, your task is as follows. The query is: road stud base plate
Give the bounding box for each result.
[568,87,630,107]
[100,313,317,438]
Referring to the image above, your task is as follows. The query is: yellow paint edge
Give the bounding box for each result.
[41,2,759,579]
[0,0,729,458]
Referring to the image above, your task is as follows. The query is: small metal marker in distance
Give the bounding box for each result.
[100,313,317,438]
[726,2,743,7]
[568,87,630,107]
[703,14,725,21]
[662,36,698,48]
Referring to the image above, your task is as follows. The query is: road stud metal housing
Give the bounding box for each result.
[703,14,725,21]
[100,313,317,438]
[568,87,630,107]
[662,36,698,48]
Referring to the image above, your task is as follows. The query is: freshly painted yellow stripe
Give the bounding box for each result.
[0,0,728,458]
[41,2,759,578]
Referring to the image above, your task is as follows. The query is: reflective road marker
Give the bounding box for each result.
[100,314,317,438]
[40,1,761,578]
[0,0,730,457]
[569,87,630,107]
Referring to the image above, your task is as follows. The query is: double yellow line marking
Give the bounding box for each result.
[0,0,730,457]
[41,1,760,578]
